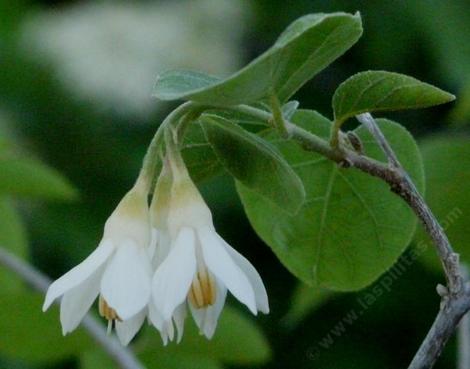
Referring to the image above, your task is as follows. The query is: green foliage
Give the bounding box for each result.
[416,137,470,269]
[80,349,116,369]
[182,121,223,183]
[82,348,225,369]
[139,305,271,367]
[153,12,362,105]
[204,107,270,131]
[0,157,77,200]
[0,198,28,292]
[237,110,424,291]
[283,283,334,328]
[201,114,305,214]
[0,292,92,362]
[333,71,455,125]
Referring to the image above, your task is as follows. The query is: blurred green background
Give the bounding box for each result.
[1,0,470,368]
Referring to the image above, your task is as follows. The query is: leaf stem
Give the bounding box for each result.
[269,94,290,138]
[329,119,343,148]
[0,247,145,369]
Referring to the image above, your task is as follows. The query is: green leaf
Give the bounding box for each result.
[200,114,305,214]
[283,283,334,328]
[204,107,270,131]
[333,71,455,125]
[153,12,362,105]
[237,110,424,290]
[0,197,28,293]
[0,157,78,200]
[415,137,470,269]
[139,306,271,366]
[0,292,92,362]
[182,121,223,183]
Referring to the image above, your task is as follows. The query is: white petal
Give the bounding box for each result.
[164,319,175,343]
[149,301,185,345]
[148,228,158,262]
[152,227,197,320]
[219,236,269,314]
[100,240,152,320]
[148,301,171,345]
[154,230,171,267]
[60,265,104,335]
[157,318,175,346]
[43,239,114,311]
[160,329,169,346]
[115,309,147,346]
[159,319,176,346]
[197,226,256,314]
[173,303,187,343]
[148,300,164,330]
[189,280,227,339]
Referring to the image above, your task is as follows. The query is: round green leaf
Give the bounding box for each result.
[200,114,305,215]
[153,12,362,105]
[333,71,455,126]
[237,110,424,291]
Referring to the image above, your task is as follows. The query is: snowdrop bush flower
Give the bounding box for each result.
[151,149,269,340]
[43,177,153,345]
[147,160,187,345]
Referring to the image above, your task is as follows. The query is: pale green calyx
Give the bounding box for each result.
[103,175,151,247]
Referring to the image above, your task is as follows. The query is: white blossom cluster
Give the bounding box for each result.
[43,147,268,345]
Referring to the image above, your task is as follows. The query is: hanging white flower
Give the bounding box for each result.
[151,149,269,339]
[147,159,186,345]
[42,177,153,345]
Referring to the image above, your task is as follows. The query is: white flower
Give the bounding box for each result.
[146,160,187,345]
[43,179,153,345]
[151,151,269,339]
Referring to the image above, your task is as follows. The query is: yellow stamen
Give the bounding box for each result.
[188,267,216,309]
[99,296,122,322]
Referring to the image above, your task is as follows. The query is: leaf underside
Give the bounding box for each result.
[153,12,363,105]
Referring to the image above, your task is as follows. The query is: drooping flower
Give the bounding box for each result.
[146,159,186,345]
[151,149,269,339]
[43,177,153,345]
